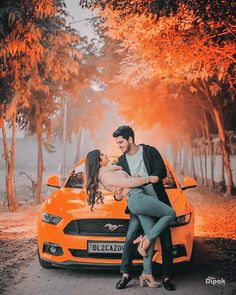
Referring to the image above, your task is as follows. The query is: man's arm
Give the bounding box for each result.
[149,146,167,180]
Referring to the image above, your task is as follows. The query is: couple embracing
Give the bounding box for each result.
[85,126,176,291]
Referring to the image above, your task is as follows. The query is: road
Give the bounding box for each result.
[3,238,235,295]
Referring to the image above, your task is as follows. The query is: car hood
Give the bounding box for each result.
[40,187,191,219]
[40,187,128,219]
[167,189,192,215]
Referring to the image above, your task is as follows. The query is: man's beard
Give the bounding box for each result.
[124,143,131,154]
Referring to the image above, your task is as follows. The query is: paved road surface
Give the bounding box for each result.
[3,238,235,295]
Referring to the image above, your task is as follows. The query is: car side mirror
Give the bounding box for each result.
[47,175,61,188]
[182,176,197,190]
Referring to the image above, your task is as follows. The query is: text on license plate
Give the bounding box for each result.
[88,242,124,253]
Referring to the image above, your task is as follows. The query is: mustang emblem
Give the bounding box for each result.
[105,224,123,232]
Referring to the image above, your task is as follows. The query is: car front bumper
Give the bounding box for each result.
[38,212,194,267]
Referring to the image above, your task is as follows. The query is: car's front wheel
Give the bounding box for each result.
[38,249,54,269]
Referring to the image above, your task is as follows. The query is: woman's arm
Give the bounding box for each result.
[101,171,154,189]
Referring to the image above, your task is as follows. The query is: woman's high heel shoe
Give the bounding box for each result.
[139,274,160,288]
[137,236,151,257]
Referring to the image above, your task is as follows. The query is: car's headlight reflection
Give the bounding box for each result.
[172,213,191,227]
[42,213,62,225]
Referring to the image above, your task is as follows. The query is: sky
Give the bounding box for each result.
[65,0,97,40]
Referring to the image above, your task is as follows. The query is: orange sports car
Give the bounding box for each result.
[38,157,196,269]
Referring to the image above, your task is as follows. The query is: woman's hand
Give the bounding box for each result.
[149,176,159,183]
[114,189,124,201]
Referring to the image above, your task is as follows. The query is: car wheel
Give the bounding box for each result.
[38,249,54,269]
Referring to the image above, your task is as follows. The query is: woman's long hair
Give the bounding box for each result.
[85,149,104,211]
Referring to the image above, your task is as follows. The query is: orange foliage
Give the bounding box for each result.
[98,4,235,86]
[106,81,202,143]
[0,0,81,117]
[33,0,57,18]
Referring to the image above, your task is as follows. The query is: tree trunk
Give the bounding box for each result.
[189,137,196,179]
[212,106,233,195]
[198,80,233,195]
[74,127,82,163]
[172,143,178,171]
[1,117,10,210]
[203,136,208,186]
[203,114,215,188]
[182,145,189,175]
[178,145,185,176]
[3,114,17,211]
[179,146,182,166]
[200,125,208,186]
[9,112,17,209]
[198,141,204,184]
[35,104,43,204]
[219,142,226,192]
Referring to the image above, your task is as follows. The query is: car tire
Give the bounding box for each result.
[38,249,54,269]
[175,244,195,273]
[184,244,195,270]
[189,243,195,265]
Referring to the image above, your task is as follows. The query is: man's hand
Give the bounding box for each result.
[133,175,141,178]
[149,176,159,183]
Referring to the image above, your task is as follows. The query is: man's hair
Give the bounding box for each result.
[112,125,135,142]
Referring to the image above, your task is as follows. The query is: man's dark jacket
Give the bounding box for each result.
[117,144,172,207]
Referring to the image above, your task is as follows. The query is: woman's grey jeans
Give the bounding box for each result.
[127,188,176,243]
[124,188,175,273]
[124,188,176,273]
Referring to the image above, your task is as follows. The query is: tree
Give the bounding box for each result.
[80,0,236,194]
[0,0,81,208]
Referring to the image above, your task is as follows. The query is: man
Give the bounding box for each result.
[113,125,175,291]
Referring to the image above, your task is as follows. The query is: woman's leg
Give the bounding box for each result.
[128,190,176,243]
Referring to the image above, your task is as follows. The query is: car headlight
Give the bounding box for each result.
[172,213,191,227]
[42,213,62,225]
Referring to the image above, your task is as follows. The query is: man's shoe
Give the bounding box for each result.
[162,277,176,291]
[116,275,133,289]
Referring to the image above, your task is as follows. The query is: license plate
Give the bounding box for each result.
[88,241,124,253]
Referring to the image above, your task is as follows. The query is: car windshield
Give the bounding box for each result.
[65,160,177,190]
[65,163,85,188]
[163,169,177,189]
[65,158,118,189]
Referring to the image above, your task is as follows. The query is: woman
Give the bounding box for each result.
[85,150,176,288]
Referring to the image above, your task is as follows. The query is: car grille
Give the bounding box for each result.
[64,219,130,236]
